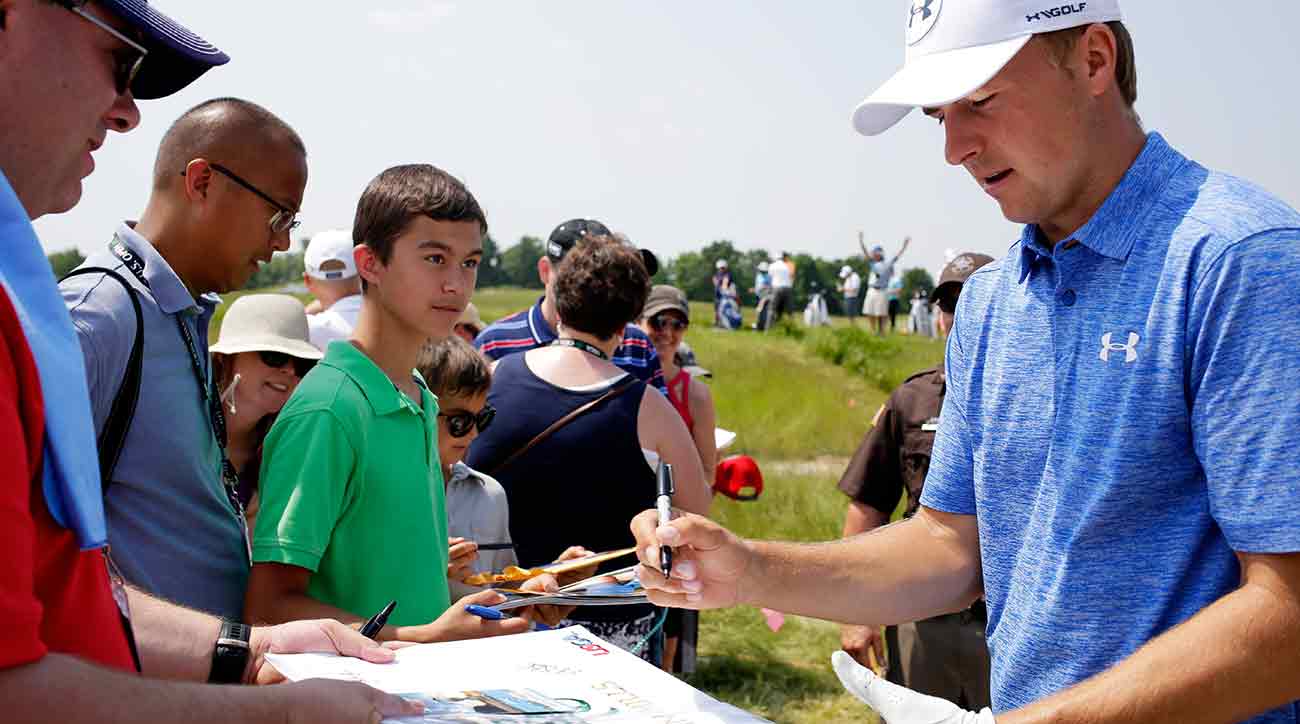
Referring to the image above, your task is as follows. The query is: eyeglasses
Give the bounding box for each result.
[438,404,496,438]
[648,315,688,333]
[61,1,148,97]
[186,163,301,235]
[257,350,316,377]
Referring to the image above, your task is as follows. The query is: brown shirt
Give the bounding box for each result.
[837,365,945,518]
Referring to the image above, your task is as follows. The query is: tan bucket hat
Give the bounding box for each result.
[210,294,323,361]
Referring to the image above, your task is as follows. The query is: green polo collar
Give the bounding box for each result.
[319,340,429,417]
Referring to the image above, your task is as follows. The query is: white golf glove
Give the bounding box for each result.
[832,651,996,724]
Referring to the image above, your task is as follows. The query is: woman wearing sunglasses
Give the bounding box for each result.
[209,294,321,524]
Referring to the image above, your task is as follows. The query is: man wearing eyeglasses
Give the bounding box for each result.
[3,2,420,721]
[61,96,306,622]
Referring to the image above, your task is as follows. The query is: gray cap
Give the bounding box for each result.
[643,285,690,323]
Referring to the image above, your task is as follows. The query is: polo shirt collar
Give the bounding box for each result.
[527,297,556,345]
[115,222,220,315]
[1018,133,1186,283]
[321,339,428,417]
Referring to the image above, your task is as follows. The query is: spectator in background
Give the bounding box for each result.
[468,235,711,661]
[246,164,542,643]
[838,265,862,324]
[887,276,904,331]
[301,228,361,351]
[2,3,415,720]
[859,235,910,336]
[837,252,994,710]
[768,252,795,324]
[453,302,484,344]
[908,289,932,337]
[61,97,308,620]
[208,294,321,526]
[474,218,666,393]
[752,260,773,331]
[712,259,740,330]
[638,285,717,673]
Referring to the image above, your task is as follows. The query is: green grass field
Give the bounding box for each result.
[217,285,945,723]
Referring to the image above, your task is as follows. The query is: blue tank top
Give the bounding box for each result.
[467,352,655,620]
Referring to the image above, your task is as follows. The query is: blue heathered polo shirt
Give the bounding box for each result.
[921,133,1300,722]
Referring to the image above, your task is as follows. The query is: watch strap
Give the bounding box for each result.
[208,620,251,684]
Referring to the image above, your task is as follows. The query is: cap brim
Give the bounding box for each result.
[106,0,229,99]
[643,302,689,322]
[852,35,1030,136]
[209,336,324,361]
[929,280,961,304]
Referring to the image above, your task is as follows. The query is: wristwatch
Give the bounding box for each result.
[208,620,252,684]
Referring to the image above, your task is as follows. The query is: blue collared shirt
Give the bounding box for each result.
[922,133,1300,721]
[474,298,666,393]
[61,223,249,619]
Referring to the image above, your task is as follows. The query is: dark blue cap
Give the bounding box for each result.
[101,0,229,99]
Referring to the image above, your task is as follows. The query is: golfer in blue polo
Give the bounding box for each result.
[631,2,1300,722]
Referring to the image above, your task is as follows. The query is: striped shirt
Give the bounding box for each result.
[474,298,665,394]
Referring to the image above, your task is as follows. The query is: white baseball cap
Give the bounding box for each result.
[840,265,853,278]
[852,0,1123,136]
[304,229,357,280]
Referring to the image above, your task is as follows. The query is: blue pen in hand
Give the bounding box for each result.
[656,462,675,578]
[465,604,507,620]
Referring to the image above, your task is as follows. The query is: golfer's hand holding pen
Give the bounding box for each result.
[631,476,755,610]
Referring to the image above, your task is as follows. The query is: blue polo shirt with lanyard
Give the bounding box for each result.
[921,133,1300,721]
[61,223,250,619]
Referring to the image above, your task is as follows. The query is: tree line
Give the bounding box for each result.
[46,235,936,314]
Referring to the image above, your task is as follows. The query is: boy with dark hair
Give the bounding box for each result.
[245,165,531,642]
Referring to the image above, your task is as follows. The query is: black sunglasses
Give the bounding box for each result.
[438,404,496,438]
[181,163,301,235]
[257,350,316,377]
[61,1,148,96]
[649,315,688,333]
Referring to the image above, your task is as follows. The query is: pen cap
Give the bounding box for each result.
[657,461,675,496]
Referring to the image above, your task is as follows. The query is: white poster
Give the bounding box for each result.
[266,625,770,723]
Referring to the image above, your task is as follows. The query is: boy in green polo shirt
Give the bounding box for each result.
[245,164,530,642]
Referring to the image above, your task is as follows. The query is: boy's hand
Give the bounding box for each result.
[516,573,572,627]
[554,545,597,586]
[447,537,479,582]
[401,590,529,643]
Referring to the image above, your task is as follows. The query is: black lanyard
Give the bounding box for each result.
[551,337,609,360]
[110,239,251,563]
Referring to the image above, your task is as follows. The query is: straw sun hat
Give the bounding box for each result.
[209,294,323,361]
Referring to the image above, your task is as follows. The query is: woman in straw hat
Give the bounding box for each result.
[210,294,322,523]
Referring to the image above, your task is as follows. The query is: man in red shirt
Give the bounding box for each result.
[0,2,418,721]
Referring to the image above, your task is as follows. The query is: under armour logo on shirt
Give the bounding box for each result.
[1099,332,1140,363]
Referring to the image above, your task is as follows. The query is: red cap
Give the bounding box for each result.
[714,455,764,501]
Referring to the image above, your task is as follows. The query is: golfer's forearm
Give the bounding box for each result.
[999,576,1300,724]
[744,510,981,624]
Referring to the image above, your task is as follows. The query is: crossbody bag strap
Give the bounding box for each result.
[488,375,640,477]
[59,267,144,493]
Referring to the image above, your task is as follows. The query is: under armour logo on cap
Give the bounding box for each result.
[1099,332,1140,363]
[907,0,941,44]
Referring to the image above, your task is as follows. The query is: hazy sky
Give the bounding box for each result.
[35,1,1300,277]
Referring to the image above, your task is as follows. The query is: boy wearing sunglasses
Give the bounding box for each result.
[246,165,555,642]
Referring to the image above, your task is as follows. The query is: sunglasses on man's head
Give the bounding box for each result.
[60,0,148,97]
[439,404,496,438]
[257,350,316,377]
[649,315,688,333]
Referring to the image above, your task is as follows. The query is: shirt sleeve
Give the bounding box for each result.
[0,321,46,669]
[837,403,905,516]
[919,307,978,515]
[251,408,358,571]
[1188,228,1300,553]
[61,276,134,434]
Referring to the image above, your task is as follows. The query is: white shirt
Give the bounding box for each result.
[843,272,861,297]
[769,260,793,289]
[307,293,361,351]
